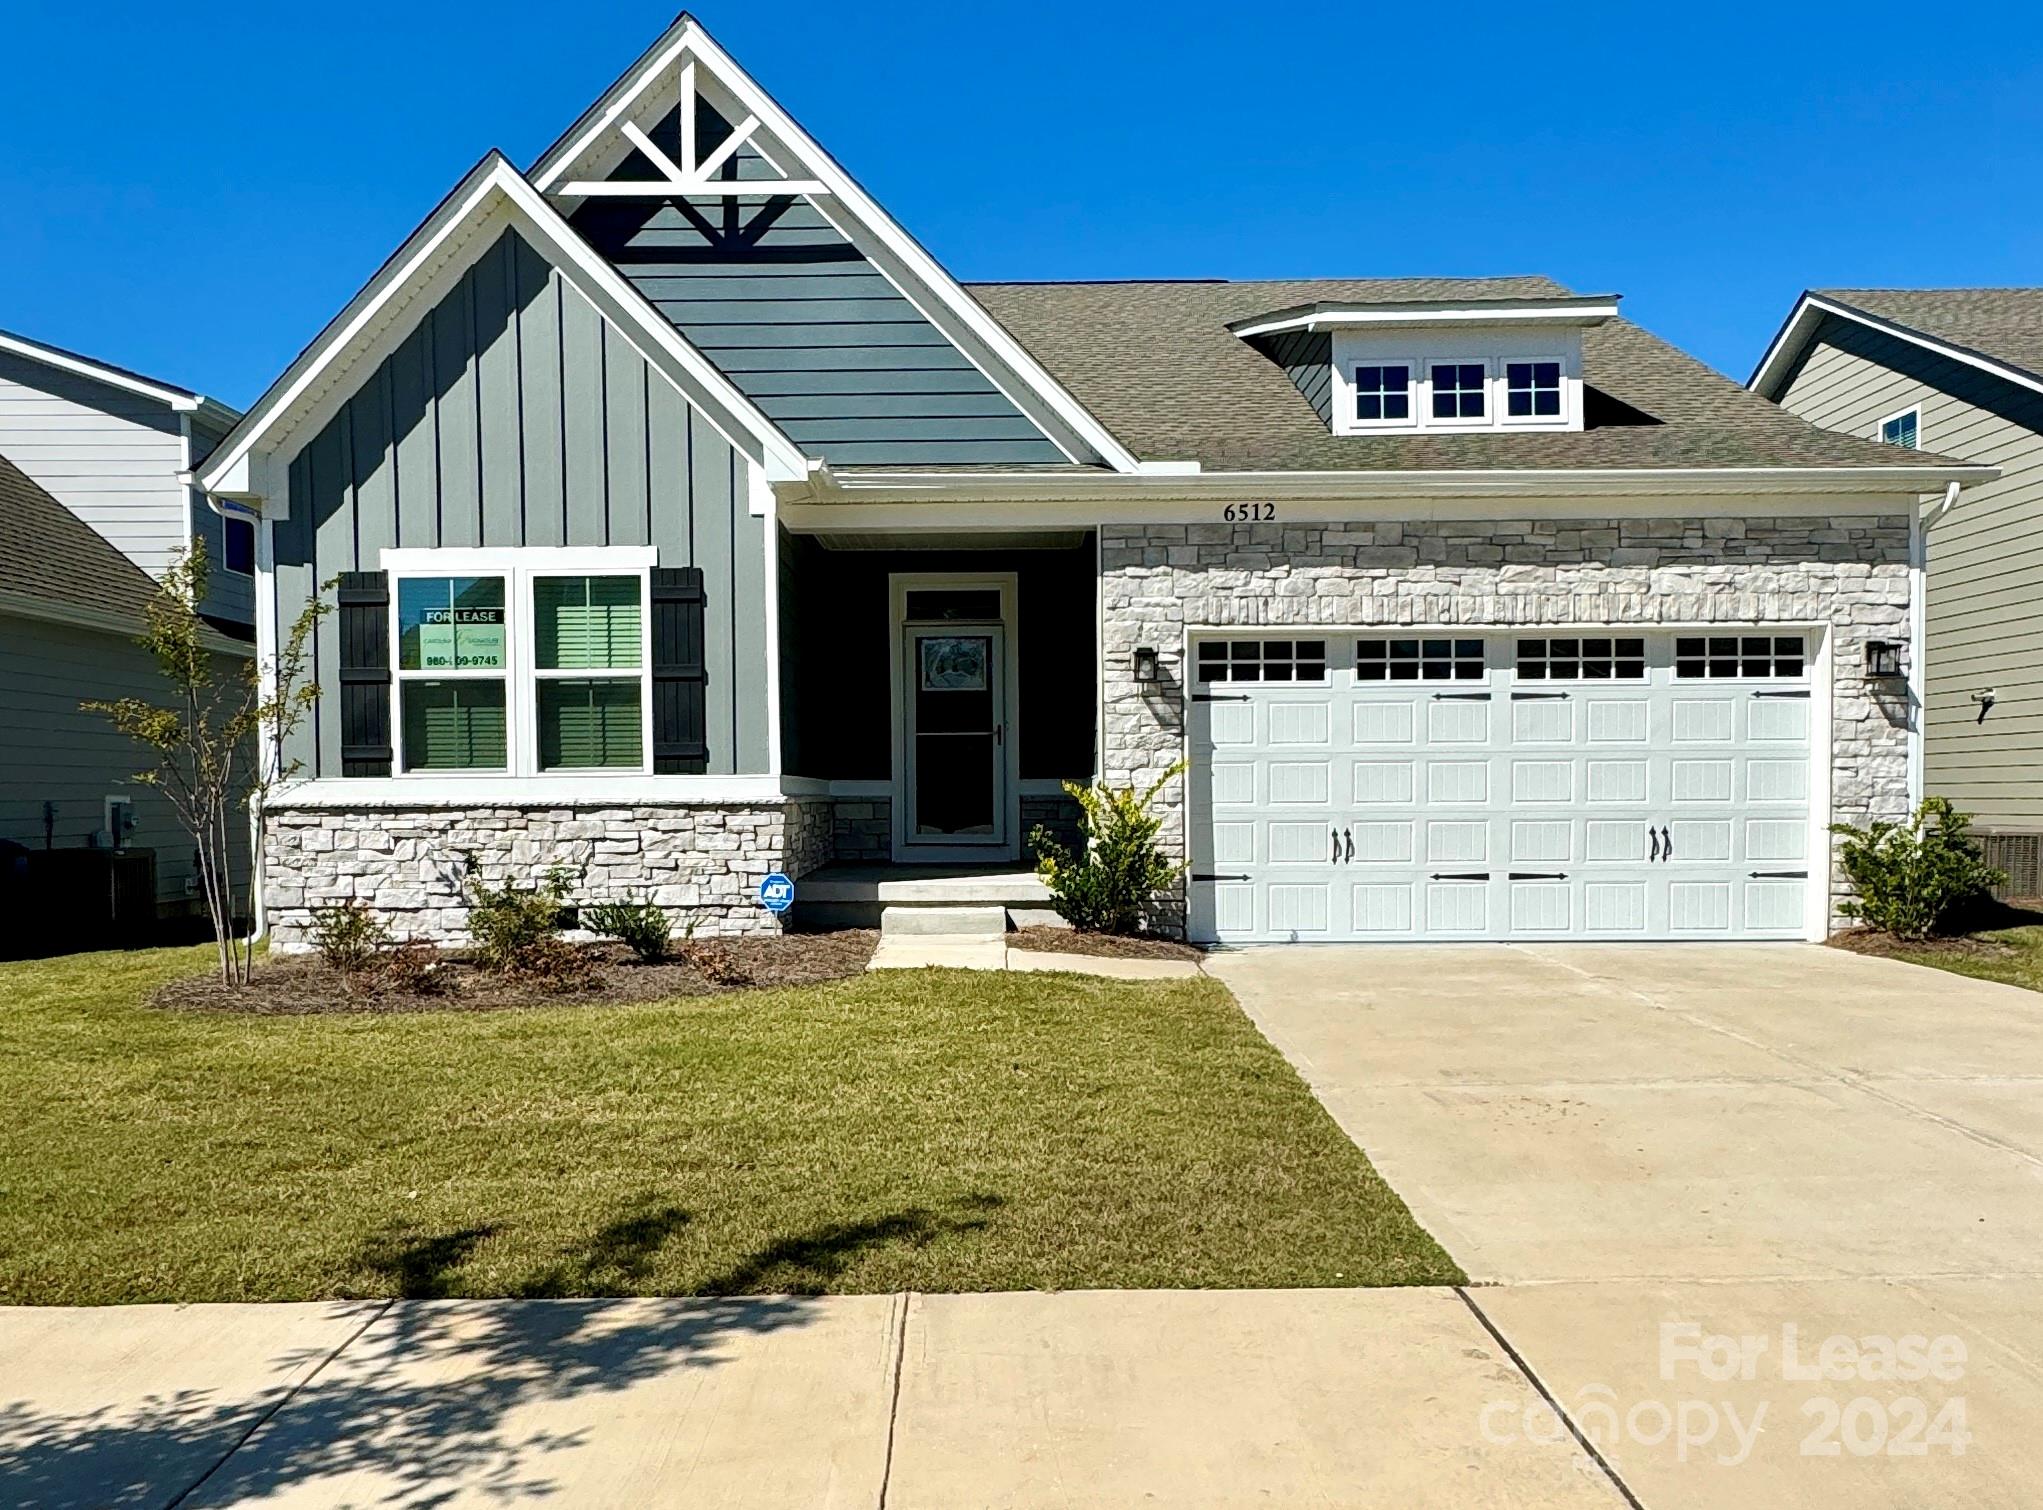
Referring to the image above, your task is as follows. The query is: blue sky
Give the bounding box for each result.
[6,1,2040,409]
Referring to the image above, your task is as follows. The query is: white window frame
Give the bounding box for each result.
[221,509,257,577]
[1349,358,1417,430]
[1423,359,1493,428]
[1352,634,1489,685]
[1878,405,1921,450]
[1502,359,1566,424]
[382,545,658,781]
[1194,636,1333,685]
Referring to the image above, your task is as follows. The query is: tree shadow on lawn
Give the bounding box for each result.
[0,1192,1004,1508]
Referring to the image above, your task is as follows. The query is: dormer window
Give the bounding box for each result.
[1430,362,1488,420]
[1506,361,1562,418]
[1354,364,1412,423]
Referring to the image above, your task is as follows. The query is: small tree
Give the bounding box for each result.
[1029,763,1186,935]
[84,541,327,985]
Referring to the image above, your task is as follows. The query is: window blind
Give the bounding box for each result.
[537,575,642,670]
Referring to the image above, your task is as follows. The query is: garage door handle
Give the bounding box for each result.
[1429,872,1490,881]
[1332,828,1341,863]
[1649,828,1660,862]
[1343,828,1354,862]
[1660,825,1673,860]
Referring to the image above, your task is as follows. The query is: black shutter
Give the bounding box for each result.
[651,566,709,774]
[336,571,393,777]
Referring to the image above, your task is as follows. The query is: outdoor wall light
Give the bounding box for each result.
[1132,646,1160,684]
[1863,640,1905,681]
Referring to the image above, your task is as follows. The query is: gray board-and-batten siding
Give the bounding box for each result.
[569,97,1064,467]
[273,226,769,778]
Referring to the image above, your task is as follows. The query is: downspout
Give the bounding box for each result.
[1908,481,1965,805]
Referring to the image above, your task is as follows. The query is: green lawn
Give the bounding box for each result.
[0,947,1460,1303]
[1879,913,2043,994]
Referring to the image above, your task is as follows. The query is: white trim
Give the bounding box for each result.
[527,18,1142,474]
[1228,297,1621,338]
[267,775,796,810]
[888,572,1021,862]
[381,545,658,574]
[197,154,811,505]
[0,328,234,419]
[759,464,784,779]
[1751,292,2043,403]
[251,507,280,942]
[1877,403,1922,449]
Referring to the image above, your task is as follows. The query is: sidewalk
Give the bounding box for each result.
[0,1289,1620,1508]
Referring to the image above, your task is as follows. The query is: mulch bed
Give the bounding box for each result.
[1827,928,2018,963]
[1007,927,1205,962]
[153,930,878,1014]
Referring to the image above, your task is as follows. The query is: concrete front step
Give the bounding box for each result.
[880,904,1010,938]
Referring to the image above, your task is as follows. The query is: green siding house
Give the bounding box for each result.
[200,13,1988,950]
[1753,290,2043,892]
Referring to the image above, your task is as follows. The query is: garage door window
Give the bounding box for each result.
[1517,636,1646,681]
[1675,635,1805,679]
[1196,639,1328,683]
[1355,637,1483,682]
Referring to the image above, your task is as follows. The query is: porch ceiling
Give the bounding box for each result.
[810,530,1091,551]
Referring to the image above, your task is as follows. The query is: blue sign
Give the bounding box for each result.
[759,871,795,914]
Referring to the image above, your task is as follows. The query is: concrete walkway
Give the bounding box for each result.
[866,940,1203,978]
[0,1290,1621,1508]
[1211,942,2043,1508]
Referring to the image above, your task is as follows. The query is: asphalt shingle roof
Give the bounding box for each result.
[964,277,1955,474]
[1816,288,2043,387]
[0,451,162,623]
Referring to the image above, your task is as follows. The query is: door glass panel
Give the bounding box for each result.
[904,589,1002,622]
[913,634,996,837]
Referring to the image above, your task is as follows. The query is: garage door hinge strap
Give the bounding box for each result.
[1430,872,1491,881]
[1192,873,1250,882]
[1432,692,1492,700]
[1749,870,1809,878]
[1192,693,1252,703]
[1508,872,1568,880]
[1510,691,1570,700]
[1753,689,1811,698]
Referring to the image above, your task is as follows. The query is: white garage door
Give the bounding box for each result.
[1187,631,1817,944]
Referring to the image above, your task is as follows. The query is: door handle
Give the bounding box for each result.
[1332,828,1341,864]
[1649,827,1660,862]
[1660,825,1673,861]
[1343,828,1354,863]
[994,724,1004,747]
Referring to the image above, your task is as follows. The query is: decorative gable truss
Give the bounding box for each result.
[529,15,1139,471]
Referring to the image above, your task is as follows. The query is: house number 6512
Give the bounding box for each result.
[1223,503,1276,523]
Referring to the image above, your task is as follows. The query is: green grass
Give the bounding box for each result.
[1881,915,2043,994]
[0,947,1460,1303]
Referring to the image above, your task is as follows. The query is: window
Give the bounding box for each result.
[1430,363,1486,420]
[223,515,256,575]
[1354,364,1412,423]
[1880,408,1919,449]
[533,575,645,770]
[1355,637,1484,681]
[396,575,509,771]
[1517,636,1645,680]
[1506,361,1562,419]
[1675,635,1805,679]
[1196,639,1328,683]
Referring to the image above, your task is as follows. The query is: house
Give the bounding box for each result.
[0,327,253,633]
[1752,290,2043,895]
[196,13,1989,949]
[0,453,253,946]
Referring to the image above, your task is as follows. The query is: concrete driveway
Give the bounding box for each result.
[1210,942,2043,1508]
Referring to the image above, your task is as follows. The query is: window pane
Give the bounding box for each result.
[224,516,256,575]
[398,577,507,672]
[402,681,507,770]
[1383,392,1410,419]
[539,680,644,770]
[537,575,642,670]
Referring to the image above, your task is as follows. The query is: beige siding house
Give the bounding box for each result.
[1754,290,2043,892]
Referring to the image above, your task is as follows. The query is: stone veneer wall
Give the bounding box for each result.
[264,798,834,950]
[831,797,892,862]
[1100,516,1916,934]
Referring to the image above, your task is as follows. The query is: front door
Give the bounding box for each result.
[903,625,1008,851]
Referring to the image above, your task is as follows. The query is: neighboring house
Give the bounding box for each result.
[0,327,253,631]
[1752,290,2043,894]
[198,13,1989,949]
[0,454,253,939]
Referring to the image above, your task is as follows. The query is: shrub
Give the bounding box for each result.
[1029,763,1186,936]
[585,899,671,963]
[462,857,586,977]
[379,940,446,996]
[310,900,389,972]
[1831,797,2006,941]
[676,920,749,986]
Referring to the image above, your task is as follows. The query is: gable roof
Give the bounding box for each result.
[966,278,1970,477]
[0,327,239,429]
[527,12,1140,473]
[1750,288,2043,404]
[0,450,163,623]
[197,151,810,502]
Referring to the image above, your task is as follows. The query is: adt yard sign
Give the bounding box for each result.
[759,872,795,914]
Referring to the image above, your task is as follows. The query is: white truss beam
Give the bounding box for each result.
[559,57,826,200]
